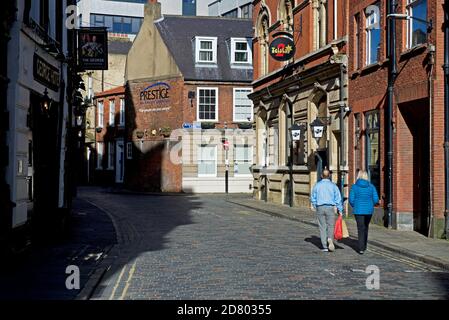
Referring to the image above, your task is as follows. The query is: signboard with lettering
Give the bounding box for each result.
[33,53,60,91]
[77,28,108,70]
[137,82,172,114]
[269,36,296,62]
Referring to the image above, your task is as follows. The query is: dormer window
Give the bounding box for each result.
[231,38,252,64]
[195,37,217,63]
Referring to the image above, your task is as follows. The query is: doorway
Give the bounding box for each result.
[115,139,125,184]
[315,149,328,182]
[399,100,430,235]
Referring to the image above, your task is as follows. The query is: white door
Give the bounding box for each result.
[116,140,125,183]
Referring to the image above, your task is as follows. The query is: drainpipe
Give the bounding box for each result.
[289,100,294,207]
[339,63,347,199]
[386,0,397,229]
[444,0,449,238]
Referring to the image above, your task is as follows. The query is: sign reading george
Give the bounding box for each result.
[77,28,108,70]
[33,53,60,91]
[269,36,296,61]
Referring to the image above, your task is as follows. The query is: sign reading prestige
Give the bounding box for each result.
[140,82,171,102]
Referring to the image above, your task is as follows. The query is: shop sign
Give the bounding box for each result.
[77,28,108,70]
[33,53,60,91]
[140,82,171,103]
[269,36,295,61]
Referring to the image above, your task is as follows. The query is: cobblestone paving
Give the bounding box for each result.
[79,189,449,300]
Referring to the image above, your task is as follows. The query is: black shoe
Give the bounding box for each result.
[358,250,364,255]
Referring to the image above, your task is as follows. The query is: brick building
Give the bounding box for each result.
[123,1,255,193]
[93,86,127,185]
[250,0,350,208]
[348,0,445,237]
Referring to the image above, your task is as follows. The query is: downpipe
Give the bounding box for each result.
[444,0,449,238]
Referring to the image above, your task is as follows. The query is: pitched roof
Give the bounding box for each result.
[155,15,253,82]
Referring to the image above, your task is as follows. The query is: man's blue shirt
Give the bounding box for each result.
[310,178,343,212]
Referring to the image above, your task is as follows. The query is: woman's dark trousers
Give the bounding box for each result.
[354,215,372,251]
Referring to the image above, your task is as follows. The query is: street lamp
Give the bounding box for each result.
[310,118,326,145]
[41,88,52,116]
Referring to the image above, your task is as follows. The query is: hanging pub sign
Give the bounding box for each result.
[269,32,296,62]
[77,28,108,70]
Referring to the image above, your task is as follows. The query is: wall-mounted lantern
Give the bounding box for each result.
[41,88,52,116]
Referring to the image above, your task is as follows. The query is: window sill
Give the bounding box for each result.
[360,62,382,75]
[399,43,428,61]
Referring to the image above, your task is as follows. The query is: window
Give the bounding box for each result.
[109,100,115,127]
[119,98,125,126]
[195,37,217,63]
[97,142,104,169]
[127,142,133,159]
[233,88,253,122]
[198,145,217,177]
[365,4,381,65]
[315,0,328,48]
[354,13,360,69]
[108,142,115,169]
[234,145,253,176]
[98,101,104,128]
[241,4,253,19]
[365,111,380,194]
[90,14,143,34]
[231,38,252,64]
[223,9,238,18]
[406,0,427,48]
[257,14,270,76]
[197,88,218,121]
[183,0,197,16]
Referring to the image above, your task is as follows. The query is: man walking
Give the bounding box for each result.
[310,169,343,252]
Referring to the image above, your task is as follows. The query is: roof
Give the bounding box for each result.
[155,15,253,82]
[94,86,126,98]
[108,39,133,55]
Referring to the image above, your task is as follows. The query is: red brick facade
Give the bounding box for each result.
[348,0,445,237]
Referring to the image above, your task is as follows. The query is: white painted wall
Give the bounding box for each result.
[76,0,210,26]
[183,177,253,193]
[208,0,252,17]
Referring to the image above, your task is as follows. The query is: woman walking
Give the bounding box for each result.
[349,170,379,254]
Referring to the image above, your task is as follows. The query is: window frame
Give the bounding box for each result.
[233,88,254,122]
[365,111,380,194]
[126,142,133,160]
[98,101,104,128]
[119,98,125,127]
[197,87,219,122]
[233,144,253,177]
[197,145,218,178]
[365,3,380,66]
[406,0,427,49]
[109,99,115,127]
[107,141,115,170]
[96,142,104,170]
[195,36,218,64]
[231,38,252,64]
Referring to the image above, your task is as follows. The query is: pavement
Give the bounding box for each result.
[226,195,449,271]
[77,187,449,300]
[0,197,116,300]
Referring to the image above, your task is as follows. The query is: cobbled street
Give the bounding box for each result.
[74,187,449,300]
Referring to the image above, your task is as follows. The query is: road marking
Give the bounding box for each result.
[109,265,127,300]
[119,260,137,300]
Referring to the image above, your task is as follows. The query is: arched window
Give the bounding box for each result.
[278,0,294,32]
[313,0,328,49]
[256,11,270,76]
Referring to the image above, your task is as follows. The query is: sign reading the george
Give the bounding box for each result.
[269,36,296,61]
[33,53,60,91]
[77,28,108,70]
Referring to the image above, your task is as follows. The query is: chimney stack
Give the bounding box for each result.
[145,0,162,22]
